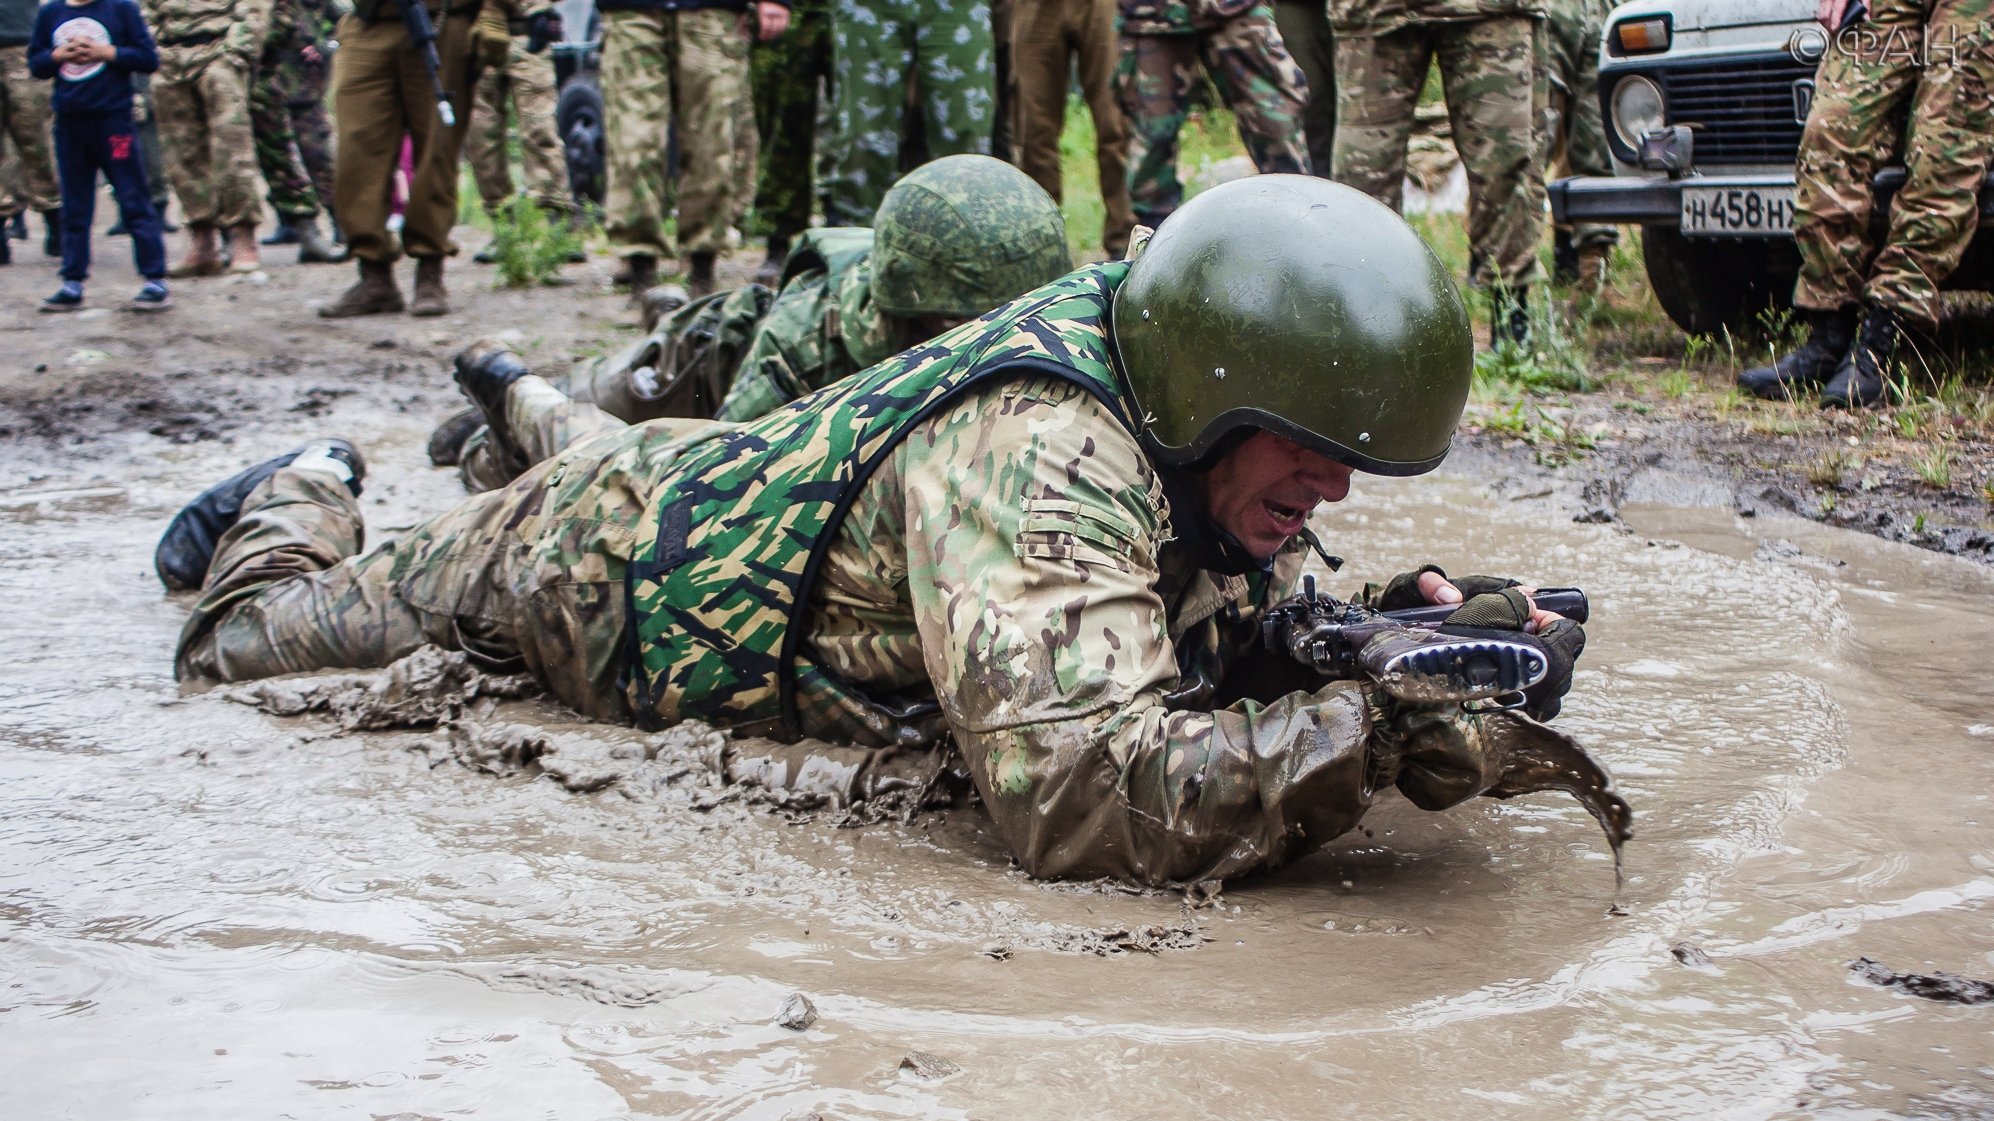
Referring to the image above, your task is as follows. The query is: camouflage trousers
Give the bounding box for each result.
[1542,0,1617,249]
[0,45,57,217]
[1333,16,1548,287]
[1271,0,1336,177]
[1115,12,1310,228]
[1793,0,1994,328]
[250,56,330,219]
[602,7,750,259]
[467,37,568,214]
[750,0,833,244]
[177,383,725,722]
[821,0,995,227]
[153,45,264,229]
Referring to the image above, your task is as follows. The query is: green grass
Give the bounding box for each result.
[484,197,590,288]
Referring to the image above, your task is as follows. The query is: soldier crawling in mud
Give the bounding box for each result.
[152,176,1593,887]
[429,154,1075,494]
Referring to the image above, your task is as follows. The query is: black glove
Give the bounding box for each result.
[525,9,562,53]
[1438,587,1585,721]
[1365,565,1523,612]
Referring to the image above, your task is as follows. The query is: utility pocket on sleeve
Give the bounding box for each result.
[1015,497,1139,572]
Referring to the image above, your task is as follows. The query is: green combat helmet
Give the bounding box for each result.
[1111,175,1473,476]
[871,155,1074,318]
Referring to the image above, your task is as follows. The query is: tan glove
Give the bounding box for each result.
[472,7,512,69]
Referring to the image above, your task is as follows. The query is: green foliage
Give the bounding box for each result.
[486,197,589,289]
[1912,442,1954,489]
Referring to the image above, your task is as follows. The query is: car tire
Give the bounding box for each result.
[1641,226,1800,338]
[557,75,607,209]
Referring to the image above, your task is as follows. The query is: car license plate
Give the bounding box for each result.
[1680,185,1796,236]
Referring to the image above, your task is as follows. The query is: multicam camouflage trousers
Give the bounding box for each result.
[1333,15,1547,288]
[1542,0,1617,250]
[821,0,995,226]
[250,56,332,219]
[1793,0,1994,328]
[602,7,750,259]
[0,44,58,216]
[176,380,725,722]
[153,45,263,229]
[467,37,568,214]
[1115,12,1310,228]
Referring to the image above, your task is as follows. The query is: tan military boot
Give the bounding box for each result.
[409,257,449,317]
[294,217,348,264]
[318,259,405,318]
[167,223,226,278]
[228,223,261,272]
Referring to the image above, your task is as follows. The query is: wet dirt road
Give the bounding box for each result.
[1,394,1990,1120]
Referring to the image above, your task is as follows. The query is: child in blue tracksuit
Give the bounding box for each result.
[28,0,168,311]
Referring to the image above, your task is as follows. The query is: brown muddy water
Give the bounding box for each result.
[2,407,1991,1120]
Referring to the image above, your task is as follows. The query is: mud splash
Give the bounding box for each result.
[4,411,1993,1119]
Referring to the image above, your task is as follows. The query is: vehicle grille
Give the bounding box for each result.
[1661,55,1818,164]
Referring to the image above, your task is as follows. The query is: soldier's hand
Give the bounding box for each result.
[1816,0,1859,29]
[301,44,323,63]
[471,8,512,68]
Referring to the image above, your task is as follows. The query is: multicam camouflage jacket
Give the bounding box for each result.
[617,261,1469,885]
[1330,0,1544,37]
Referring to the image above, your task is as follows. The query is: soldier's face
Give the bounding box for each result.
[1200,432,1353,558]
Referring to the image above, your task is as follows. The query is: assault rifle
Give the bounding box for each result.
[400,0,456,127]
[1262,576,1590,710]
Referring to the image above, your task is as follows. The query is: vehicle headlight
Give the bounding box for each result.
[1609,75,1666,150]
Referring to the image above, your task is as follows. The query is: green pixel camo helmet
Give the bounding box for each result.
[871,155,1073,318]
[1110,176,1473,476]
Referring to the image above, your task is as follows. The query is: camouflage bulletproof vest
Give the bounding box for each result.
[624,262,1135,734]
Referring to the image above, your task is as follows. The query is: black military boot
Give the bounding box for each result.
[1737,307,1856,400]
[1820,303,1902,409]
[1491,285,1530,348]
[686,250,717,298]
[426,408,483,467]
[453,344,534,464]
[754,236,788,286]
[154,439,366,591]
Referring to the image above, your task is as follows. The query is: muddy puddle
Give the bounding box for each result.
[2,407,1991,1120]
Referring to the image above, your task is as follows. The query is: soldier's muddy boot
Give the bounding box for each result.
[427,407,483,467]
[686,250,716,299]
[409,257,449,316]
[1821,303,1901,410]
[319,259,405,318]
[620,252,657,298]
[294,217,347,264]
[638,283,690,332]
[228,223,262,272]
[1491,286,1530,348]
[754,236,787,285]
[1737,307,1854,400]
[453,344,532,463]
[168,223,226,278]
[154,439,366,591]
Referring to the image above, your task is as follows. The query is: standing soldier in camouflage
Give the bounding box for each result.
[1115,1,1311,230]
[1272,0,1335,176]
[156,176,1590,887]
[820,0,994,227]
[317,0,515,318]
[600,0,789,300]
[1541,0,1614,295]
[1,0,61,265]
[1009,0,1134,256]
[249,0,343,262]
[141,0,270,275]
[748,0,828,282]
[465,11,568,259]
[1738,0,1994,408]
[435,154,1073,490]
[1331,0,1547,345]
